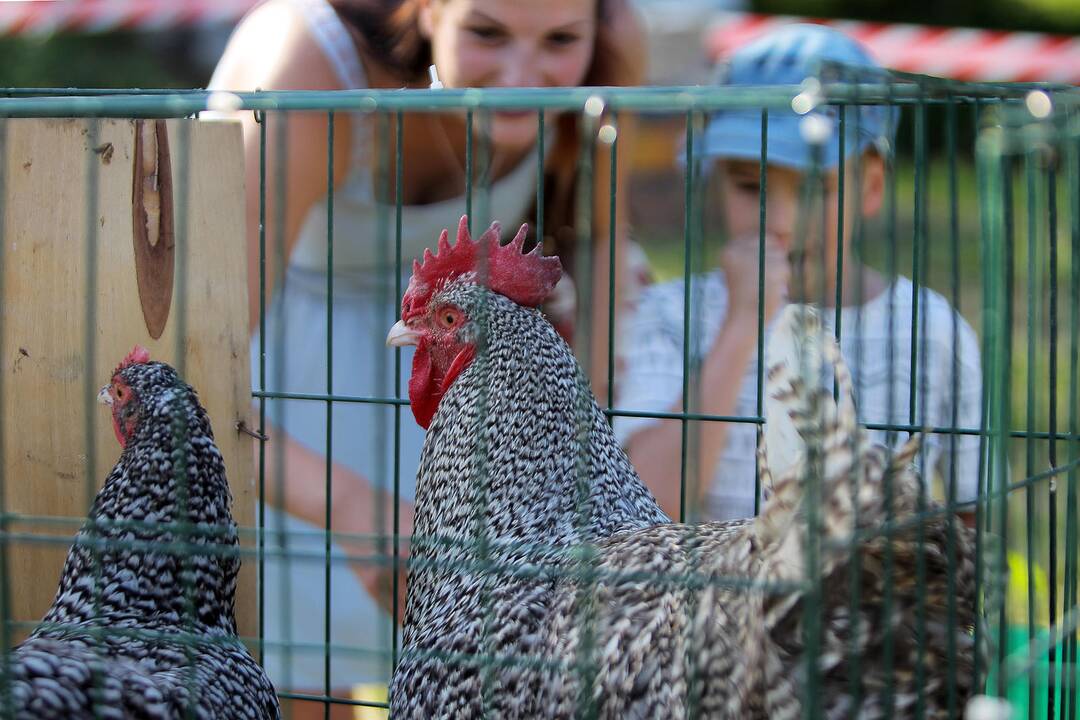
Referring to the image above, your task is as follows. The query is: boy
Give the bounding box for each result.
[614,24,982,522]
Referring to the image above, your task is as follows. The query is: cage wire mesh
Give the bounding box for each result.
[0,69,1075,720]
[975,91,1080,719]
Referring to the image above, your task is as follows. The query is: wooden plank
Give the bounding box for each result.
[0,118,255,641]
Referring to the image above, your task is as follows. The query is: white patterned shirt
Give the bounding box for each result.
[613,271,983,521]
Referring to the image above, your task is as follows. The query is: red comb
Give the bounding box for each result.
[119,345,151,371]
[401,215,562,320]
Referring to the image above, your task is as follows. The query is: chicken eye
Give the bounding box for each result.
[115,387,124,400]
[438,310,460,329]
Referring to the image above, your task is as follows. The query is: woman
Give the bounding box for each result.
[207,0,647,715]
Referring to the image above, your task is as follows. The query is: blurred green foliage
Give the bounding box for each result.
[0,32,200,89]
[755,0,1080,34]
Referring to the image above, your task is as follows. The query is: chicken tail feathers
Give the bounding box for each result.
[754,304,924,572]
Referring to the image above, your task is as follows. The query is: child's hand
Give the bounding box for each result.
[720,234,790,324]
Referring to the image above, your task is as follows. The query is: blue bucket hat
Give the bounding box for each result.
[701,24,897,171]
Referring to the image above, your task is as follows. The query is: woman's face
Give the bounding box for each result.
[421,0,598,152]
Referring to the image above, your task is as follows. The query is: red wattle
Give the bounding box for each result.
[111,414,126,447]
[408,342,477,430]
[408,340,440,430]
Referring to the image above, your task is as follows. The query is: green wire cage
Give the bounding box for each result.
[0,69,1077,720]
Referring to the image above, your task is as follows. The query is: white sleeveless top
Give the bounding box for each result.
[212,0,543,275]
[203,0,546,690]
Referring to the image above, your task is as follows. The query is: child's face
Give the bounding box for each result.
[716,154,884,303]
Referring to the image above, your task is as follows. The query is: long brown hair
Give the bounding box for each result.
[328,0,641,267]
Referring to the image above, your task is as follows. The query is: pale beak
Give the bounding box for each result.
[386,320,421,348]
[97,384,113,406]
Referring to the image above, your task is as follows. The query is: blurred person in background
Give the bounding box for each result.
[614,24,982,526]
[207,0,648,715]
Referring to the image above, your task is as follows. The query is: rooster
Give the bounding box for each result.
[3,347,280,720]
[386,216,977,718]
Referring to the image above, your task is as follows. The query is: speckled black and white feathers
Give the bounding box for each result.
[390,288,976,719]
[4,360,280,720]
[539,306,978,719]
[390,282,668,718]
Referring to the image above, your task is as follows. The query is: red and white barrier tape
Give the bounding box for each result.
[0,3,1077,84]
[0,0,256,36]
[706,12,1080,84]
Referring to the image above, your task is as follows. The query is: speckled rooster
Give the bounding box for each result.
[3,348,280,720]
[387,216,977,719]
